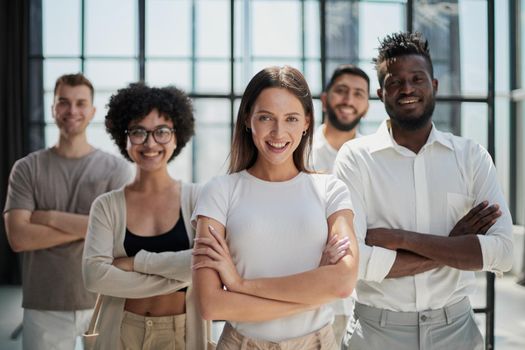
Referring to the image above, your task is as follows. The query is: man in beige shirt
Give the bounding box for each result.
[3,73,130,350]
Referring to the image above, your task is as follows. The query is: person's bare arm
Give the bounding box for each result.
[385,250,441,278]
[194,210,358,305]
[367,229,483,270]
[31,210,88,238]
[373,201,501,277]
[4,209,83,252]
[192,216,318,322]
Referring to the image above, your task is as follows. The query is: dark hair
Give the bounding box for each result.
[229,66,314,174]
[105,83,194,162]
[373,32,433,87]
[54,73,94,102]
[325,64,370,94]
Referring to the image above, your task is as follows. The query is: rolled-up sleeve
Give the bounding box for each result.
[471,145,513,274]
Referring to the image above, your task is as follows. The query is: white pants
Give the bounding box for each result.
[23,308,93,350]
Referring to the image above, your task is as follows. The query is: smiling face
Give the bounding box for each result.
[322,73,369,131]
[126,108,177,172]
[247,87,310,172]
[52,84,96,138]
[377,54,438,130]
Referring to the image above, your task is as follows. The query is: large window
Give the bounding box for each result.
[32,0,508,197]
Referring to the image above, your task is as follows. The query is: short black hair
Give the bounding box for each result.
[325,64,370,94]
[105,83,194,162]
[373,32,433,87]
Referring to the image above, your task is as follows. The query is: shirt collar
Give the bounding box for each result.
[369,119,454,154]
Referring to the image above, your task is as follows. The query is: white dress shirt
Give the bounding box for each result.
[334,119,513,312]
[311,124,361,174]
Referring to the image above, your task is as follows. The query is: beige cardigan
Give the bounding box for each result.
[82,183,207,349]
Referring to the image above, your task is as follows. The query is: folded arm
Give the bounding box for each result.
[4,209,83,252]
[83,197,187,298]
[205,210,358,305]
[367,200,504,272]
[31,210,88,238]
[367,229,482,270]
[133,249,193,283]
[192,216,318,322]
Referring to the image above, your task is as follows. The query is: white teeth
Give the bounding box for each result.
[142,151,161,157]
[268,142,287,149]
[399,98,418,105]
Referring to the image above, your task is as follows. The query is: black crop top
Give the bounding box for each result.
[124,209,190,257]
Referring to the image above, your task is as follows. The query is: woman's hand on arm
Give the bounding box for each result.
[192,225,244,292]
[320,234,351,266]
[192,216,317,322]
[195,210,358,306]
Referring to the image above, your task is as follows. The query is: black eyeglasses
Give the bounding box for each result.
[125,126,175,145]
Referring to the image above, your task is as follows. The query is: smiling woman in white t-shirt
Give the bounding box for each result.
[192,66,359,350]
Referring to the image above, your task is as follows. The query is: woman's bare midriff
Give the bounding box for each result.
[124,291,186,316]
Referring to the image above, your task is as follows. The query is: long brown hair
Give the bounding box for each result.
[228,66,314,174]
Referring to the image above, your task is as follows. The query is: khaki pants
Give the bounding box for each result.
[331,315,350,348]
[120,311,186,350]
[217,322,337,350]
[349,298,483,350]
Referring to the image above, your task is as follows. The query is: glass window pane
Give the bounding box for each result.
[252,1,301,57]
[43,0,81,56]
[196,0,229,58]
[305,0,320,58]
[194,125,230,182]
[251,60,302,77]
[359,2,404,60]
[85,59,137,90]
[44,92,54,123]
[414,0,487,97]
[85,0,136,56]
[234,0,244,59]
[195,61,230,94]
[146,60,192,91]
[44,59,82,91]
[459,0,487,96]
[86,123,122,155]
[92,91,114,123]
[168,140,193,183]
[360,100,387,136]
[146,0,191,57]
[312,98,322,128]
[459,102,488,149]
[193,98,231,181]
[45,123,59,148]
[305,60,322,96]
[193,99,230,125]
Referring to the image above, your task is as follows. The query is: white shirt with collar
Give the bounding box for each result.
[334,119,513,312]
[311,124,361,174]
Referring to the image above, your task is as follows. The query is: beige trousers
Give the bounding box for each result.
[217,322,337,350]
[120,311,186,350]
[331,315,350,347]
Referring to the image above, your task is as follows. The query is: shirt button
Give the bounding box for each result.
[146,320,153,326]
[420,315,427,322]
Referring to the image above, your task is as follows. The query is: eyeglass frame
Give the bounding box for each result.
[125,126,176,145]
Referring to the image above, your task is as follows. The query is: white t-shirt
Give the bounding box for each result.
[311,124,361,174]
[192,170,353,342]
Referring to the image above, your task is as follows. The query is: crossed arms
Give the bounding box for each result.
[367,201,501,278]
[192,209,359,322]
[4,209,88,252]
